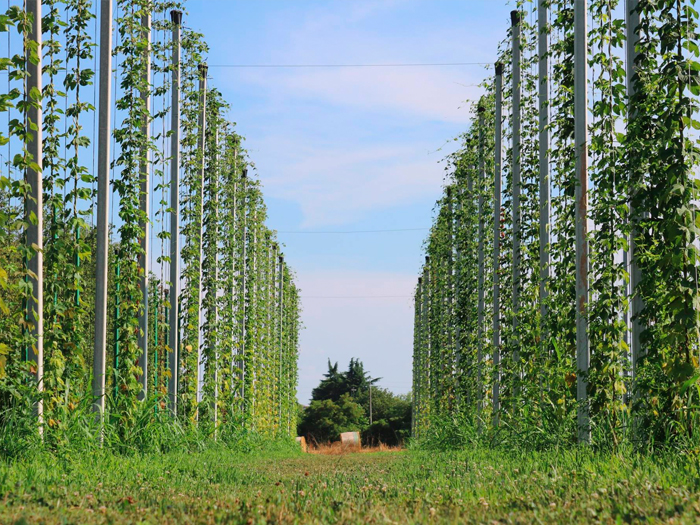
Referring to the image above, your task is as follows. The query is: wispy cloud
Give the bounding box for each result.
[214,0,492,123]
[256,139,451,227]
[257,67,481,124]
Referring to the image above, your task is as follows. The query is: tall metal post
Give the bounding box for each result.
[210,126,220,431]
[422,258,431,417]
[511,10,522,389]
[230,156,238,394]
[137,12,151,402]
[277,254,284,425]
[465,175,473,407]
[266,238,273,432]
[241,169,248,402]
[93,0,113,420]
[626,0,642,385]
[574,0,590,444]
[454,189,462,407]
[538,0,551,332]
[195,63,207,413]
[428,255,438,405]
[229,150,238,396]
[413,277,423,437]
[164,288,169,396]
[168,9,182,416]
[250,205,258,428]
[446,187,454,404]
[285,287,292,435]
[26,0,43,429]
[476,104,486,418]
[269,242,277,430]
[492,62,503,424]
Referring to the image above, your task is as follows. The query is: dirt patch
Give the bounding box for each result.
[308,442,403,455]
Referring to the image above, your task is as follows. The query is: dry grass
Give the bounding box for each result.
[307,442,403,455]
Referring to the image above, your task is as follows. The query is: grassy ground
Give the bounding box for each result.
[2,444,700,524]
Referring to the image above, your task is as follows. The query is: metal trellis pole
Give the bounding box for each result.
[250,203,258,429]
[277,253,284,427]
[137,11,151,402]
[229,149,238,398]
[423,256,431,417]
[574,0,590,444]
[492,61,503,425]
[195,63,208,416]
[413,276,423,437]
[538,0,551,334]
[626,0,643,389]
[477,104,486,419]
[271,242,278,432]
[454,189,462,409]
[93,0,113,422]
[241,169,248,404]
[211,126,220,432]
[511,10,522,393]
[168,9,182,416]
[446,187,454,407]
[26,0,43,430]
[266,236,273,432]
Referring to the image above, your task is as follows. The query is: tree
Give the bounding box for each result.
[297,394,365,444]
[310,360,344,402]
[361,388,412,446]
[300,358,410,446]
[311,358,379,403]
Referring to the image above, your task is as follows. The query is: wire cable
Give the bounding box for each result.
[277,228,429,234]
[208,62,491,69]
[300,295,411,299]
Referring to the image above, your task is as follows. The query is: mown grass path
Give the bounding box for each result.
[2,446,700,523]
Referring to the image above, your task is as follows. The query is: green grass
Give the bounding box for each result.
[2,445,700,523]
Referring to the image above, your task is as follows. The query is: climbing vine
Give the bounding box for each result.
[0,0,301,448]
[413,0,700,449]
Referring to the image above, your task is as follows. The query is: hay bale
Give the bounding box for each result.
[295,436,307,453]
[340,431,361,448]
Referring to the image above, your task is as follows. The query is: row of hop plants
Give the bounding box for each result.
[413,0,700,450]
[0,0,301,452]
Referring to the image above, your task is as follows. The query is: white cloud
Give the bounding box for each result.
[256,139,452,227]
[207,0,491,228]
[214,0,492,123]
[269,67,482,124]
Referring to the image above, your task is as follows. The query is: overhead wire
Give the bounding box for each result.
[277,228,429,234]
[207,62,491,69]
[300,295,411,299]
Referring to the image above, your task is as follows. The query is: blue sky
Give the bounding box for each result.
[183,0,516,402]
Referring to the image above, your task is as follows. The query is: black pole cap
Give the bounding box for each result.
[418,277,422,285]
[279,255,284,263]
[242,168,248,178]
[170,10,182,25]
[495,62,503,76]
[478,103,485,114]
[425,256,430,264]
[511,10,521,26]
